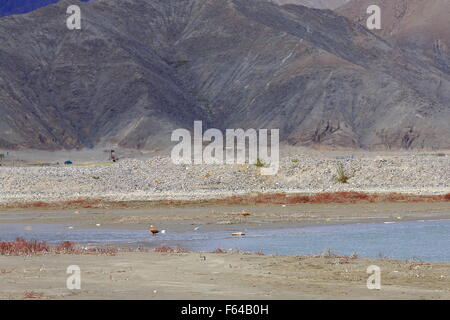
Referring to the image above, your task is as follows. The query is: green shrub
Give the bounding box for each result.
[255,158,265,167]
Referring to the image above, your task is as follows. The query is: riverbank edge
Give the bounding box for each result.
[1,191,449,210]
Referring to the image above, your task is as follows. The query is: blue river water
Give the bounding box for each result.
[1,219,450,262]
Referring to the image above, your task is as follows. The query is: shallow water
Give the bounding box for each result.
[1,219,450,262]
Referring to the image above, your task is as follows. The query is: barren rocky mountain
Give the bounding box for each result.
[0,0,449,150]
[338,0,450,74]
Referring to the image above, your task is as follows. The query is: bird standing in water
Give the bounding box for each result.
[149,225,159,235]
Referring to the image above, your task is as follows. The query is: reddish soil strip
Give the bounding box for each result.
[1,192,449,210]
[214,191,450,205]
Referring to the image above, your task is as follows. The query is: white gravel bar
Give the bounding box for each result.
[0,155,449,203]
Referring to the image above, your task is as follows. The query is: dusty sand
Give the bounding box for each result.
[1,251,450,300]
[1,201,450,300]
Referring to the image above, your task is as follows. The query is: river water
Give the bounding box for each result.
[1,219,449,262]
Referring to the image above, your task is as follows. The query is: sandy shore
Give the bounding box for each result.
[1,251,450,300]
[1,201,450,299]
[1,201,450,232]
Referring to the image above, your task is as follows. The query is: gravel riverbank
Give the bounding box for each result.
[0,154,449,203]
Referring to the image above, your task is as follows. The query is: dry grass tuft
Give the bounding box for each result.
[334,162,351,183]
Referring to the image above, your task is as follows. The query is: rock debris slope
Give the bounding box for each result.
[0,0,449,150]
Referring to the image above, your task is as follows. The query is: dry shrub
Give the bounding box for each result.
[255,158,265,167]
[0,238,49,255]
[0,238,117,256]
[55,241,76,253]
[212,248,227,254]
[335,162,351,183]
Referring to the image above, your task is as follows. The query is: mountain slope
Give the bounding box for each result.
[271,0,350,9]
[338,0,450,73]
[0,0,449,150]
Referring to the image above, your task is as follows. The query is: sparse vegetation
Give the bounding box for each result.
[0,238,118,256]
[317,249,358,264]
[255,158,265,167]
[212,248,227,254]
[154,246,188,253]
[256,249,265,256]
[203,171,211,178]
[334,162,351,183]
[0,238,49,255]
